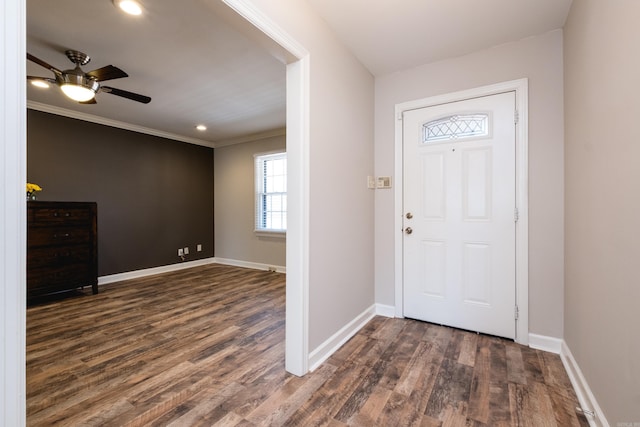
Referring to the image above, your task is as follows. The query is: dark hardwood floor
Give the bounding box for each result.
[27,264,588,426]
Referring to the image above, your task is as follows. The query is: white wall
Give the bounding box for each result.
[240,0,376,350]
[214,135,286,267]
[564,0,640,423]
[375,30,565,338]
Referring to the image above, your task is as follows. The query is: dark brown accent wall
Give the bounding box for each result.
[27,109,214,276]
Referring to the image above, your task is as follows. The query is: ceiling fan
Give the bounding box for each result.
[27,49,151,104]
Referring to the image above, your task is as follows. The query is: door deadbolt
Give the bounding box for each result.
[406,212,413,219]
[405,227,413,235]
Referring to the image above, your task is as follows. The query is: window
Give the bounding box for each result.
[255,151,287,233]
[423,113,489,143]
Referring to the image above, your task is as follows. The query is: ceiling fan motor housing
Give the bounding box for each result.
[65,50,91,66]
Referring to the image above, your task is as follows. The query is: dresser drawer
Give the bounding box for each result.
[27,245,93,268]
[28,227,92,247]
[28,206,93,225]
[27,263,95,293]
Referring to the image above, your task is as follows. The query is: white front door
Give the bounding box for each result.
[402,91,516,339]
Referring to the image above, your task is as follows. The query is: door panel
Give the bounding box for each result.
[462,242,491,305]
[421,239,446,298]
[421,152,446,219]
[403,91,516,339]
[462,148,492,220]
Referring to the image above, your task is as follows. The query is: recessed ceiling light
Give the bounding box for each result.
[113,0,142,16]
[30,80,50,89]
[196,125,207,131]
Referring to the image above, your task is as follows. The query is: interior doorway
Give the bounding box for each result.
[216,0,311,376]
[2,2,312,424]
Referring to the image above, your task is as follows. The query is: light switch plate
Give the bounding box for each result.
[367,176,376,189]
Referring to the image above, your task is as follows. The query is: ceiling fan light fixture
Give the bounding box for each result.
[59,72,99,102]
[113,0,143,16]
[60,84,96,102]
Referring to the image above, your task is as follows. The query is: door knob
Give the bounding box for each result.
[405,227,413,235]
[406,212,413,219]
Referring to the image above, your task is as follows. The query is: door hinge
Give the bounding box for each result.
[515,305,520,320]
[514,109,520,124]
[575,407,596,418]
[514,207,519,223]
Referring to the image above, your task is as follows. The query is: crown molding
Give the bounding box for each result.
[214,127,286,147]
[27,101,216,148]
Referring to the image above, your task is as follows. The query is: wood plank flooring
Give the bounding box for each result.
[27,264,589,426]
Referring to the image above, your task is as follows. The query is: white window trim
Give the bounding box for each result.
[255,229,286,238]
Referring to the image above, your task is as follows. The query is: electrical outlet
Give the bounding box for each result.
[184,247,189,255]
[178,248,184,256]
[197,244,202,252]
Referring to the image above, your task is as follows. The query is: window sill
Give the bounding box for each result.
[255,230,286,239]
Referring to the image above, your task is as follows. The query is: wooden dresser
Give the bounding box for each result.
[27,201,98,301]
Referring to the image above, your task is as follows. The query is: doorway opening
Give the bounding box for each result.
[217,0,311,376]
[4,2,313,424]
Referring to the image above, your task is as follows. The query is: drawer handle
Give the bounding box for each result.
[52,212,71,217]
[54,233,71,238]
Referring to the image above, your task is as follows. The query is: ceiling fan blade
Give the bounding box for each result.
[86,65,128,82]
[27,53,62,76]
[27,76,56,84]
[101,86,151,104]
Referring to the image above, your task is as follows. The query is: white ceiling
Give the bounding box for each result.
[307,0,573,76]
[27,0,287,147]
[27,1,572,148]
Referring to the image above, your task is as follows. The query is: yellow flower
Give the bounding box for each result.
[26,183,42,194]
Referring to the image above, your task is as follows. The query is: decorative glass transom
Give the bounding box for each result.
[423,113,489,143]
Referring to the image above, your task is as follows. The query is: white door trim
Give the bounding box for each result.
[1,0,27,425]
[222,0,311,376]
[394,79,529,345]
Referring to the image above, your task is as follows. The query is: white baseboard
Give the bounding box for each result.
[375,303,396,318]
[528,333,562,354]
[561,341,609,427]
[213,257,286,273]
[99,257,217,285]
[308,304,377,372]
[98,256,286,285]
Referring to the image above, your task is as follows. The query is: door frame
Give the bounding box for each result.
[1,4,312,426]
[394,79,529,345]
[222,0,312,378]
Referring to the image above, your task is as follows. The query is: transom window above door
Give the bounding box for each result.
[422,113,490,143]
